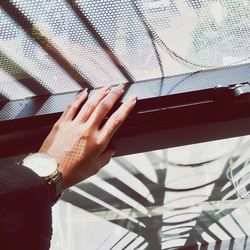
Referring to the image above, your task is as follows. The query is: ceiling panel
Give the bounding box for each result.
[0,0,250,102]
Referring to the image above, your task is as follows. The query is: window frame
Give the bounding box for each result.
[1,63,250,158]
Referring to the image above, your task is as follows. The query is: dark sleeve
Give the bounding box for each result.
[0,163,52,250]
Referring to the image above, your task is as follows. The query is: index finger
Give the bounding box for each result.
[100,95,137,142]
[86,85,124,128]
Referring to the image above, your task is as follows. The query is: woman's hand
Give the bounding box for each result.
[39,85,136,189]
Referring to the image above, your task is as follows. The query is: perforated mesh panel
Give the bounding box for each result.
[10,0,128,87]
[0,0,250,102]
[77,0,162,81]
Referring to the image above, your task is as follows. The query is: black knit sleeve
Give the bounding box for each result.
[0,163,52,250]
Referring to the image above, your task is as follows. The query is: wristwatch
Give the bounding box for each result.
[20,152,63,205]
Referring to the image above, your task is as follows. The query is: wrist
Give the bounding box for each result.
[20,152,64,205]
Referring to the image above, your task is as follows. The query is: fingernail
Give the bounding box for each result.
[117,84,124,90]
[113,84,124,93]
[124,95,137,103]
[76,88,88,97]
[130,95,137,102]
[103,85,112,93]
[115,84,124,91]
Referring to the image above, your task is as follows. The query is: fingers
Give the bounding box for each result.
[75,85,111,123]
[57,89,88,123]
[86,85,124,128]
[100,96,137,143]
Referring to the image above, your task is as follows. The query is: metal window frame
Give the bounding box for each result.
[2,63,250,158]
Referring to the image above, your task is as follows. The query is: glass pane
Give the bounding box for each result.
[49,135,250,249]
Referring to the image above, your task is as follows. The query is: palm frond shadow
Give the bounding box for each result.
[60,137,250,249]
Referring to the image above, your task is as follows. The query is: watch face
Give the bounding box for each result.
[22,153,57,177]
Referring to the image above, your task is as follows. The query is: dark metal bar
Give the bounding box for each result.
[67,0,135,92]
[0,93,50,121]
[0,90,76,122]
[1,83,250,158]
[1,60,250,119]
[0,52,51,95]
[1,62,250,157]
[0,1,93,90]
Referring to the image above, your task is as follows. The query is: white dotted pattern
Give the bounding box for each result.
[0,0,250,101]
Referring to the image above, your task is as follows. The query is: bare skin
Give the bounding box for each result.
[39,85,137,189]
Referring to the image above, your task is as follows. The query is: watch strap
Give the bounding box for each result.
[45,169,63,205]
